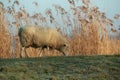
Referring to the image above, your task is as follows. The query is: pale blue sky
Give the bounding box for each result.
[91,0,120,18]
[2,0,120,17]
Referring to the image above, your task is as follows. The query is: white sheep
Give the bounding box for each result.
[18,25,70,58]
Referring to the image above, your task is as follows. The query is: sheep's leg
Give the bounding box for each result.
[46,47,50,56]
[20,47,25,58]
[25,48,30,58]
[38,47,44,57]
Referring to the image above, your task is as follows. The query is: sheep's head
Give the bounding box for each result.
[60,43,70,56]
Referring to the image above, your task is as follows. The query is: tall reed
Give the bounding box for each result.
[0,0,120,58]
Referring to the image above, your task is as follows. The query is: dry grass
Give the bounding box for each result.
[0,5,11,58]
[0,0,120,58]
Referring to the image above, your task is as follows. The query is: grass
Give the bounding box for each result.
[0,55,120,80]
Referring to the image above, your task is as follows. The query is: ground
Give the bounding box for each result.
[0,55,120,80]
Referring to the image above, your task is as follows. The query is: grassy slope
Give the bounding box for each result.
[0,55,120,80]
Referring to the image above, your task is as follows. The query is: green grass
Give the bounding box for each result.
[0,55,120,80]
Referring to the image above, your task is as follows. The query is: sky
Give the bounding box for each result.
[2,0,120,17]
[91,0,120,18]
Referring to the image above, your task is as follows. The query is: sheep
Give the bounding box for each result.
[18,25,70,58]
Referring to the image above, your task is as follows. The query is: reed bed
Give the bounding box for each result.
[0,0,120,58]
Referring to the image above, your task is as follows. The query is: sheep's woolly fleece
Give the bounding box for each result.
[18,25,70,57]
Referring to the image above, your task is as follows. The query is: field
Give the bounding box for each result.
[0,0,120,58]
[0,55,120,80]
[0,0,120,79]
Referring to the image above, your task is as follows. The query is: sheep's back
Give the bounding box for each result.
[33,27,67,47]
[19,25,68,48]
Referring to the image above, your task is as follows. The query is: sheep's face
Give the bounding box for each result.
[60,44,70,56]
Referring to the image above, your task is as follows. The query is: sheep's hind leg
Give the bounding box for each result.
[20,47,25,58]
[25,48,30,58]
